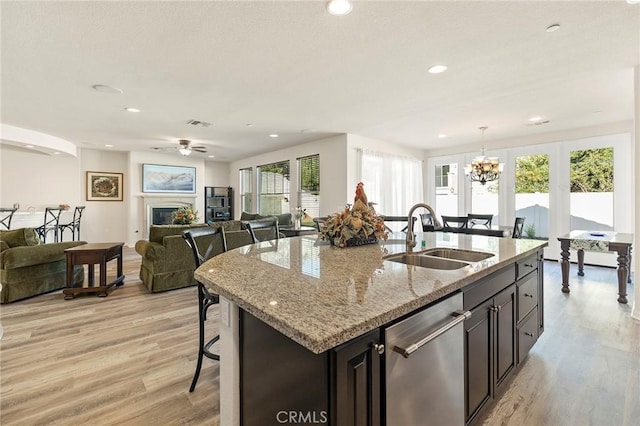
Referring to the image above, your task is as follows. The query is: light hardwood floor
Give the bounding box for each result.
[1,248,638,425]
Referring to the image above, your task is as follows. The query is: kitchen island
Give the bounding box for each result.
[195,232,547,426]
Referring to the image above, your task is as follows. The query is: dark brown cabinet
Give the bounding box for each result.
[464,284,516,422]
[464,249,543,425]
[205,186,232,222]
[331,329,381,426]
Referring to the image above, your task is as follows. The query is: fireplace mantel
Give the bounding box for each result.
[140,195,198,239]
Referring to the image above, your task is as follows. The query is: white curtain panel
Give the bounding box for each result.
[359,149,424,216]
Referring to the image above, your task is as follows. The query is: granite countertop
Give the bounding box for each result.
[195,232,548,354]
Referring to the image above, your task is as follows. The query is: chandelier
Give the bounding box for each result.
[463,127,504,185]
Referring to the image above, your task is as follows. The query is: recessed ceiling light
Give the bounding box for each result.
[25,145,34,148]
[92,84,123,94]
[124,107,140,113]
[53,151,61,155]
[626,0,640,4]
[269,134,279,138]
[105,144,113,148]
[529,116,543,122]
[428,65,448,74]
[327,0,352,16]
[246,123,254,127]
[546,24,560,33]
[438,134,447,139]
[208,155,215,158]
[301,129,317,133]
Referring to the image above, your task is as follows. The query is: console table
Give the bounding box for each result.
[64,243,125,300]
[557,231,633,303]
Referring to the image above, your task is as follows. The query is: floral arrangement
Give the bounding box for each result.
[172,207,199,225]
[319,182,388,248]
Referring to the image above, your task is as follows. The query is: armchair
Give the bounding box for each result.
[0,228,86,303]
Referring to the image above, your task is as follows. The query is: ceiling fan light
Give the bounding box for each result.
[178,148,192,156]
[327,0,352,16]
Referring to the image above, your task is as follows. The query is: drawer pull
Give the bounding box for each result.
[372,343,385,355]
[524,293,534,298]
[523,263,534,268]
[524,332,535,337]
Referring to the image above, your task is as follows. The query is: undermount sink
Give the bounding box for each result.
[422,248,494,262]
[384,254,469,270]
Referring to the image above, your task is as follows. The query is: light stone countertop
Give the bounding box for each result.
[195,232,548,354]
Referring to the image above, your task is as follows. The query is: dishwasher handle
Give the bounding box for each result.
[393,310,471,359]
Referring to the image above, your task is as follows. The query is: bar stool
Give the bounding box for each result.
[35,207,63,243]
[0,208,17,230]
[245,217,281,243]
[182,226,227,392]
[58,206,86,241]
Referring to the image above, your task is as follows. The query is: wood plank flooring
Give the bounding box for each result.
[1,248,638,425]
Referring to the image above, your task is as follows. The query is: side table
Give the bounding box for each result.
[64,242,125,300]
[279,225,317,238]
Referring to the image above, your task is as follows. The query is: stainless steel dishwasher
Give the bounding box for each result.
[385,292,470,425]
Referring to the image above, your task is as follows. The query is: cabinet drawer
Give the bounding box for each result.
[463,264,515,311]
[517,307,538,365]
[516,254,538,280]
[517,273,538,322]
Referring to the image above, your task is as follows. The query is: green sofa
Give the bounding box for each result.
[0,228,86,304]
[135,220,281,293]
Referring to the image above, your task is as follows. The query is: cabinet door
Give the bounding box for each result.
[465,298,493,422]
[494,284,516,388]
[333,330,381,426]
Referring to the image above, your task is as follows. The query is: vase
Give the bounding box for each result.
[294,218,301,229]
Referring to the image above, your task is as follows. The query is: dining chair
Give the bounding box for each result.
[441,215,468,232]
[58,206,86,241]
[380,215,417,233]
[420,213,434,231]
[312,216,328,232]
[245,218,281,243]
[182,226,227,393]
[512,217,526,239]
[467,213,493,229]
[0,208,17,230]
[35,207,63,243]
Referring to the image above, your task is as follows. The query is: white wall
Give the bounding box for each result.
[80,149,129,244]
[228,134,348,217]
[1,145,81,209]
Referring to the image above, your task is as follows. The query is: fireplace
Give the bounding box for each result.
[141,195,197,239]
[152,207,180,225]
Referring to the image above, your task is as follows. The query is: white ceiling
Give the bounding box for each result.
[1,1,638,161]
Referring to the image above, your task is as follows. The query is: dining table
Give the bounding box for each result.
[557,230,633,303]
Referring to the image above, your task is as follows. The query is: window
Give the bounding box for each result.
[257,160,290,215]
[434,162,458,218]
[239,167,253,213]
[570,147,613,231]
[435,164,450,188]
[470,180,499,219]
[298,154,320,223]
[360,149,423,224]
[515,154,549,238]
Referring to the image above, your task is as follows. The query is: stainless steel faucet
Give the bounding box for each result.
[406,203,442,251]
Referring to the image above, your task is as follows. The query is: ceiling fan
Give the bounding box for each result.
[149,139,208,156]
[176,139,207,156]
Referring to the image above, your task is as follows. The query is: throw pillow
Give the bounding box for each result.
[240,212,258,221]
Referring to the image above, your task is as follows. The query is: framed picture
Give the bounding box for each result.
[142,163,196,193]
[86,171,124,201]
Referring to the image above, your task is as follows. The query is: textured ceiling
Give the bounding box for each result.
[1,1,638,161]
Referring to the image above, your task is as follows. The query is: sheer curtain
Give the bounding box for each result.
[359,149,424,216]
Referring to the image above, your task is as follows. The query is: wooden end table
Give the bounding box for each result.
[64,242,125,300]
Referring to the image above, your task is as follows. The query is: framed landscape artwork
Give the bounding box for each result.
[142,164,196,193]
[86,171,124,201]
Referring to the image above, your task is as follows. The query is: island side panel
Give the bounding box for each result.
[220,297,241,426]
[240,311,329,426]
